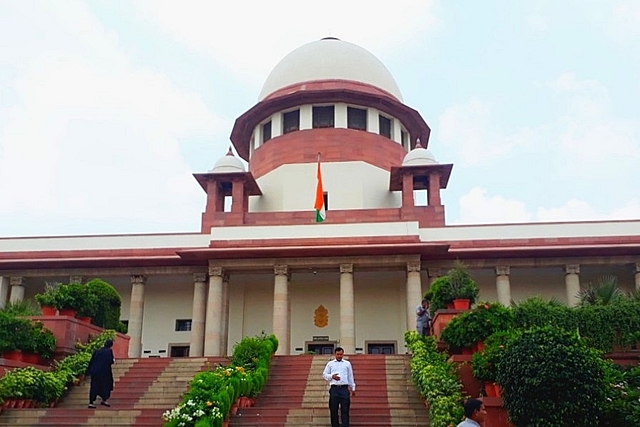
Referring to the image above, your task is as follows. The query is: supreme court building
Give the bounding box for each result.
[1,38,639,358]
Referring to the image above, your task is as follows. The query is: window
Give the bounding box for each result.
[379,115,392,139]
[313,106,334,128]
[262,121,272,143]
[347,107,367,130]
[170,345,190,357]
[175,319,192,332]
[367,342,396,354]
[283,109,300,134]
[401,130,408,148]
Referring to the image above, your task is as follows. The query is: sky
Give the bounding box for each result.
[1,1,639,237]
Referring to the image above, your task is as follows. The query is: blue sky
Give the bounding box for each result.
[1,1,639,237]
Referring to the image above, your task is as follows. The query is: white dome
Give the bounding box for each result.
[210,149,246,173]
[402,146,438,166]
[259,38,402,101]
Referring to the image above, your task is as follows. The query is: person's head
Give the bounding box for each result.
[463,398,486,422]
[104,339,114,348]
[334,346,344,361]
[422,299,429,307]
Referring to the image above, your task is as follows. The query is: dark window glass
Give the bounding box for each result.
[283,110,300,134]
[262,121,272,143]
[401,130,408,148]
[379,115,392,139]
[175,319,192,332]
[313,106,334,128]
[170,346,190,357]
[347,107,367,130]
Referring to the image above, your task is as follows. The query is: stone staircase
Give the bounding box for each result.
[0,357,227,426]
[0,354,427,426]
[231,354,429,426]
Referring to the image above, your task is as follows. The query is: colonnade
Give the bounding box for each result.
[1,262,640,357]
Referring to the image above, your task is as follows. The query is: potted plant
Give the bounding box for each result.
[427,262,479,313]
[0,311,20,358]
[470,330,517,396]
[440,302,514,350]
[21,322,56,361]
[54,283,88,317]
[447,261,479,310]
[34,283,61,316]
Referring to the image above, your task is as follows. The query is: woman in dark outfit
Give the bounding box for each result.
[87,339,115,408]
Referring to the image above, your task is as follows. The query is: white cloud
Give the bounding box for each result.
[133,0,441,87]
[537,198,640,222]
[609,0,640,42]
[456,189,640,224]
[437,97,535,165]
[549,72,640,175]
[456,187,532,224]
[527,13,550,33]
[0,2,226,235]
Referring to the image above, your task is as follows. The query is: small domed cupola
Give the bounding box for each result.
[389,140,453,219]
[210,146,246,173]
[402,138,438,166]
[193,147,262,231]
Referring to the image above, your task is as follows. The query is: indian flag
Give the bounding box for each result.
[314,154,326,222]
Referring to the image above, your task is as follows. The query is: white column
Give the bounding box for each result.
[335,103,347,128]
[340,263,355,354]
[272,265,290,355]
[635,263,640,292]
[300,105,313,130]
[272,111,283,137]
[204,266,224,356]
[495,266,512,306]
[128,275,146,358]
[189,272,208,357]
[221,273,231,356]
[9,276,25,304]
[0,277,10,309]
[367,108,379,133]
[406,261,422,332]
[565,264,581,307]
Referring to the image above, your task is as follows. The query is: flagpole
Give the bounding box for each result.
[314,152,326,222]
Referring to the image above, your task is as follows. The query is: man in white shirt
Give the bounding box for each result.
[322,347,356,427]
[456,398,487,426]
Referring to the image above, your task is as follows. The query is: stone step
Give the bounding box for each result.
[0,355,428,427]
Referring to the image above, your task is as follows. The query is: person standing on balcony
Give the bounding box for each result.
[416,298,431,336]
[322,347,356,427]
[87,339,115,408]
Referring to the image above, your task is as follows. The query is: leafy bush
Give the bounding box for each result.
[511,296,576,330]
[0,366,66,404]
[496,326,607,426]
[0,330,115,405]
[601,363,640,425]
[441,302,514,349]
[404,331,464,427]
[471,330,518,384]
[1,299,41,316]
[22,321,56,359]
[84,279,123,329]
[0,312,55,357]
[163,333,277,427]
